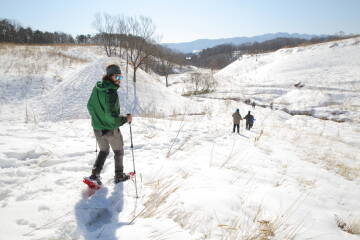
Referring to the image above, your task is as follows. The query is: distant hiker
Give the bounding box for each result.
[232,109,242,133]
[244,111,254,130]
[86,64,132,186]
[252,101,256,109]
[270,102,273,110]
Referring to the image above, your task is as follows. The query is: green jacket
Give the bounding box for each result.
[87,80,127,130]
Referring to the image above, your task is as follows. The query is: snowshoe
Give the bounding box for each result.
[83,175,102,190]
[114,172,134,184]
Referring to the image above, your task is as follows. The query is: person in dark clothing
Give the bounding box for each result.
[232,109,242,133]
[86,64,132,185]
[252,101,255,109]
[244,111,254,130]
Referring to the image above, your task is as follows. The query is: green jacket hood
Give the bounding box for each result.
[95,79,119,91]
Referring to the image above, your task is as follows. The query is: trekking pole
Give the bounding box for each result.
[95,139,98,157]
[128,120,139,198]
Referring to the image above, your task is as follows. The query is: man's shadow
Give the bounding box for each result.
[75,183,126,240]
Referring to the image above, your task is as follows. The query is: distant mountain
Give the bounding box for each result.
[162,32,327,53]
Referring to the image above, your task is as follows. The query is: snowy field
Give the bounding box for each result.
[213,37,360,123]
[0,38,360,240]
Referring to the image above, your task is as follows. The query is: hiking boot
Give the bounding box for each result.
[114,173,130,183]
[89,174,102,186]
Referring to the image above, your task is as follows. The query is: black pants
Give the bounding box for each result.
[246,122,253,130]
[233,124,239,133]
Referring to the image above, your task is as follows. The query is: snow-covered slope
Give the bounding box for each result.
[0,44,200,122]
[1,100,360,240]
[29,57,198,121]
[0,45,97,103]
[214,37,360,122]
[1,40,360,240]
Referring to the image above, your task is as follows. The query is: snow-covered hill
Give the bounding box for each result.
[214,37,360,123]
[162,32,321,53]
[0,44,200,122]
[0,39,360,240]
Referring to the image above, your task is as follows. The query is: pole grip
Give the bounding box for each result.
[126,113,132,124]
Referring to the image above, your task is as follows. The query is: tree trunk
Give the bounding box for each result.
[133,66,137,83]
[104,45,110,57]
[133,66,137,108]
[165,75,168,87]
[126,52,129,99]
[133,67,137,113]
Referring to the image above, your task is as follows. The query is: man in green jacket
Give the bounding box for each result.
[86,64,132,185]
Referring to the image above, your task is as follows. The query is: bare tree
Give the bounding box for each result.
[126,16,156,95]
[162,59,174,87]
[93,13,117,57]
[189,72,217,95]
[127,15,156,78]
[115,15,128,58]
[190,72,201,94]
[158,49,175,87]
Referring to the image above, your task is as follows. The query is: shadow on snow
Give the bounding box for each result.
[75,183,127,240]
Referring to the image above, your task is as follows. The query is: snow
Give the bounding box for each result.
[0,45,199,122]
[214,37,360,123]
[0,38,360,240]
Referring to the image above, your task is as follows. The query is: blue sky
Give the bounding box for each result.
[1,0,359,43]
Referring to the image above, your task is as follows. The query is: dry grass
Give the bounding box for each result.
[138,105,166,120]
[139,177,181,219]
[143,126,157,139]
[295,177,316,189]
[220,138,238,169]
[335,214,360,235]
[201,104,213,119]
[166,118,186,158]
[265,35,360,52]
[271,123,360,181]
[325,161,360,181]
[169,112,206,120]
[130,170,305,240]
[316,149,360,181]
[254,129,264,143]
[0,45,88,75]
[138,105,205,122]
[217,203,303,240]
[182,89,214,96]
[47,50,88,64]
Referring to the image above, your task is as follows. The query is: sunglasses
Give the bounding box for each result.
[115,75,124,81]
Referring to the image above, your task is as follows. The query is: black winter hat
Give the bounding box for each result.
[106,64,121,76]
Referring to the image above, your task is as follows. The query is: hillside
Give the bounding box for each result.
[162,32,320,53]
[214,37,360,123]
[0,39,360,240]
[0,44,200,122]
